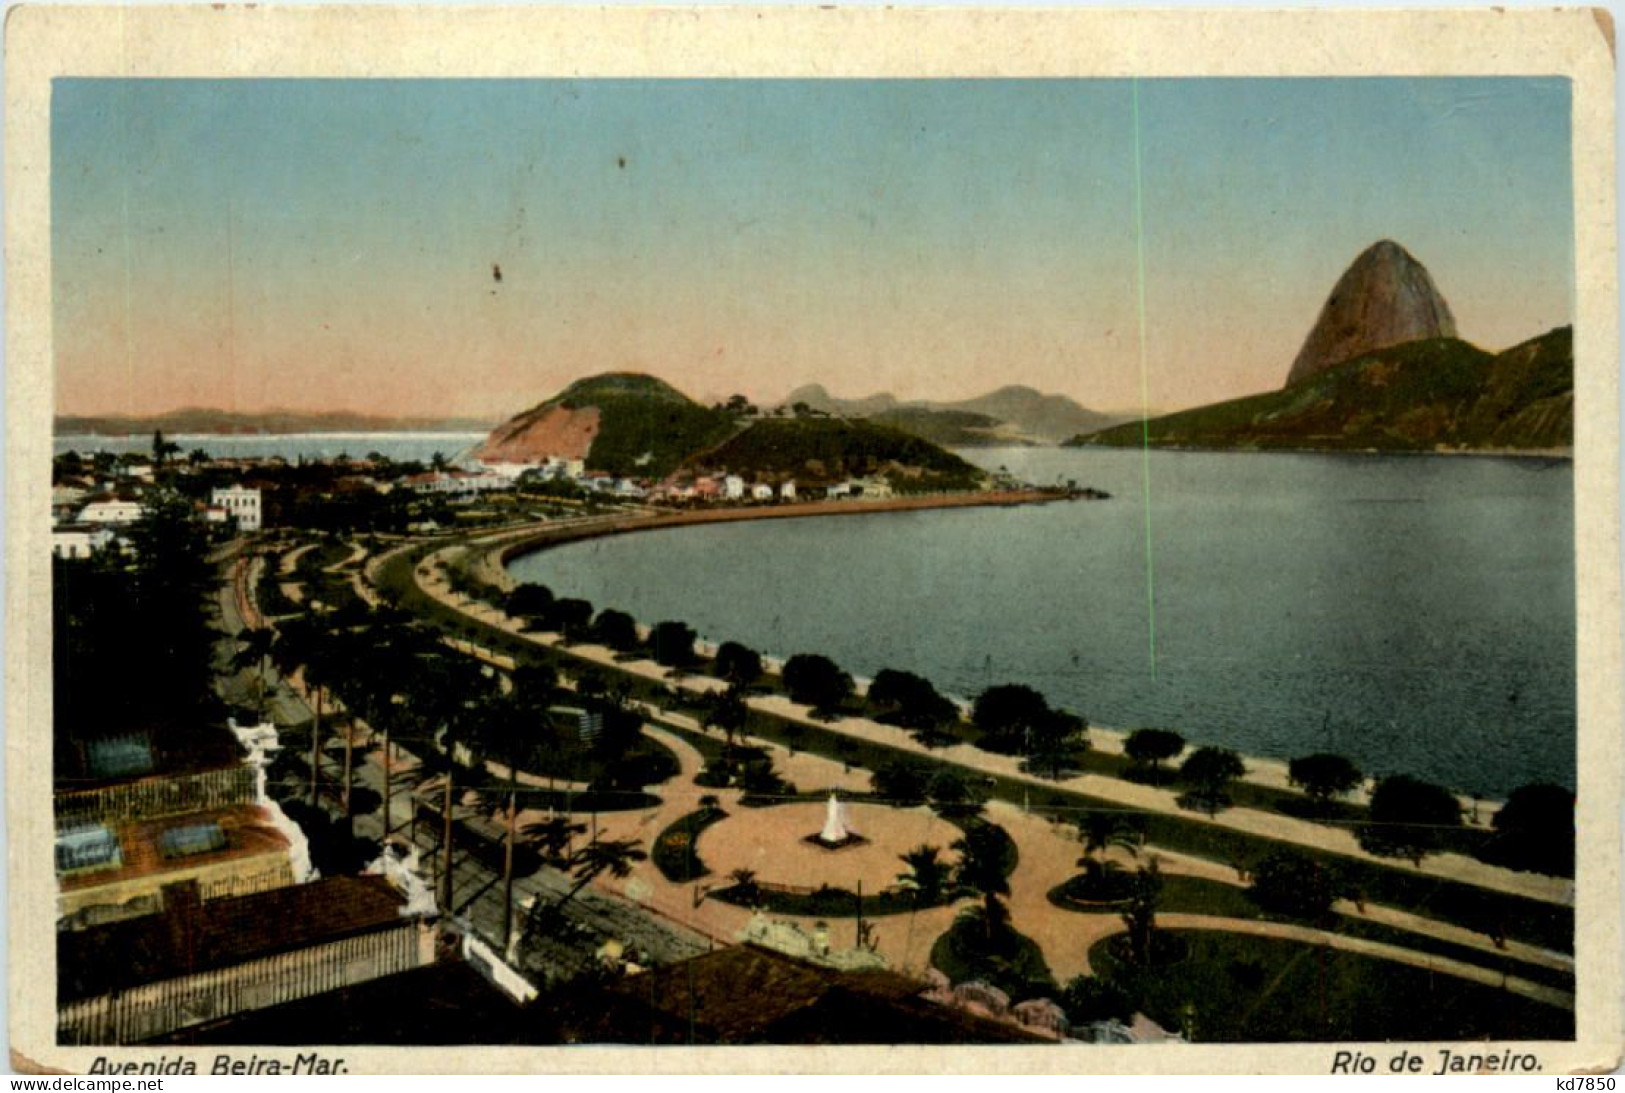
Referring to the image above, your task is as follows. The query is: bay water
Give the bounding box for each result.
[510,447,1576,796]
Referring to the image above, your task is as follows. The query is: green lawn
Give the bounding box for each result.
[1047,872,1574,992]
[1090,929,1573,1043]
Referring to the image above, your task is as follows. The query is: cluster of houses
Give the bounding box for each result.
[52,477,263,560]
[400,458,903,508]
[48,439,922,561]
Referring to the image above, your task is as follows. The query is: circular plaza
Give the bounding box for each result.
[696,796,966,896]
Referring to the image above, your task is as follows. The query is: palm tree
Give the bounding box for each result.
[1074,812,1143,889]
[728,867,762,906]
[230,625,277,716]
[1121,858,1165,966]
[521,815,587,868]
[951,825,1011,944]
[551,837,647,914]
[272,617,332,807]
[896,844,950,906]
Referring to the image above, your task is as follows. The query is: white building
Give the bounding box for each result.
[478,462,534,482]
[853,476,895,500]
[52,527,115,559]
[780,480,797,501]
[751,483,775,502]
[77,500,143,526]
[723,475,746,501]
[211,486,263,532]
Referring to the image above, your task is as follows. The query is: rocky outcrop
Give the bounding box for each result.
[472,403,599,464]
[1286,240,1457,387]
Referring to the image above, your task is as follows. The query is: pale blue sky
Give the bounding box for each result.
[53,78,1574,418]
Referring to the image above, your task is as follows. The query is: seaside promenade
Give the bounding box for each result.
[406,521,1569,909]
[225,524,1575,1028]
[230,562,1574,1009]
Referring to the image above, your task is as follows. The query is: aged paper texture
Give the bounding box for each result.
[6,5,1621,1074]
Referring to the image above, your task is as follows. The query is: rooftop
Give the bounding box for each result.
[57,804,290,894]
[59,874,410,1003]
[551,944,1047,1045]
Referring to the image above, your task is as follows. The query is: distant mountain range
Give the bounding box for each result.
[1071,240,1573,456]
[55,408,495,436]
[475,372,987,488]
[780,384,1133,446]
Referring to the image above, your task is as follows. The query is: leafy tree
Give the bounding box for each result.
[1123,728,1185,775]
[897,844,950,906]
[1178,747,1246,816]
[869,761,930,806]
[593,609,640,652]
[1248,850,1340,922]
[712,641,763,687]
[782,653,854,718]
[1358,774,1462,865]
[869,668,959,737]
[737,756,792,798]
[511,662,560,708]
[1029,710,1089,779]
[1060,976,1136,1026]
[702,684,750,750]
[1483,782,1575,876]
[552,597,595,640]
[506,583,556,625]
[971,684,1051,753]
[650,620,697,667]
[1288,753,1364,810]
[926,769,985,818]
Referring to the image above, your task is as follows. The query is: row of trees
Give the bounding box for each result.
[498,581,1573,874]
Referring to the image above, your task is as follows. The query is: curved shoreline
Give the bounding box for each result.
[458,509,1513,816]
[493,488,1086,570]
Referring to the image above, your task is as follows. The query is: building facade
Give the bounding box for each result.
[210,487,262,532]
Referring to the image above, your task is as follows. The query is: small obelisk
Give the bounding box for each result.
[819,791,849,845]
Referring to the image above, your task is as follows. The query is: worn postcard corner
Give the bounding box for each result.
[5,4,1621,1077]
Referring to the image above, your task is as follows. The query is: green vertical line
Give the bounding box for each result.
[1132,79,1159,681]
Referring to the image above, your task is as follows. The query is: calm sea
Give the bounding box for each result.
[510,447,1576,795]
[53,432,488,465]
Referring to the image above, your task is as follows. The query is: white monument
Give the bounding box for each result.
[819,791,850,844]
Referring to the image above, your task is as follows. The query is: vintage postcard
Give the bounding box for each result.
[6,5,1620,1075]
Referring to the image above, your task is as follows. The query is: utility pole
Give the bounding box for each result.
[441,773,455,912]
[502,789,517,950]
[381,731,392,840]
[309,684,323,808]
[342,717,354,821]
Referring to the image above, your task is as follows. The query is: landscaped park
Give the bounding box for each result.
[229,514,1577,1043]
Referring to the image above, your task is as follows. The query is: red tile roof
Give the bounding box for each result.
[59,875,411,1002]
